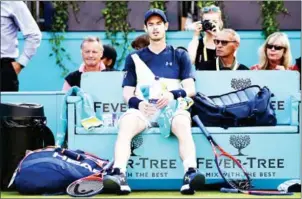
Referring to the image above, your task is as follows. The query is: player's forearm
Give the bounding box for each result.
[181,79,196,98]
[124,94,136,104]
[169,86,195,99]
[123,86,137,104]
[124,92,143,110]
[183,87,196,98]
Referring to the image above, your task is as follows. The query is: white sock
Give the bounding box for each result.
[183,156,197,173]
[119,167,126,174]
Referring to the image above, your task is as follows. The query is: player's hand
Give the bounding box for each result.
[139,101,157,118]
[11,62,22,74]
[156,91,174,109]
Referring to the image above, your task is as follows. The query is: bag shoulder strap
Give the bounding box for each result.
[209,85,261,100]
[131,53,155,100]
[195,37,204,67]
[56,148,108,169]
[131,53,155,84]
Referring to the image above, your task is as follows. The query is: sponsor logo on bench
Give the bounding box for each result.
[126,135,286,179]
[94,102,127,113]
[94,99,285,112]
[231,78,252,90]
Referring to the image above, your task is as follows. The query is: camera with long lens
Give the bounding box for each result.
[201,20,214,31]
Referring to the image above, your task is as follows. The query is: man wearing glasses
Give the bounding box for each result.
[197,29,249,71]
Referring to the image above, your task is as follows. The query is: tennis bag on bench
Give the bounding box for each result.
[10,147,110,195]
[191,85,277,128]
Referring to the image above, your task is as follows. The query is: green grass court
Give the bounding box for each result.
[1,191,301,198]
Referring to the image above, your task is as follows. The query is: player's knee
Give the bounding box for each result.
[172,112,191,128]
[171,114,191,135]
[119,113,146,134]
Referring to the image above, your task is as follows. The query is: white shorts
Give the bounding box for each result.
[118,108,191,129]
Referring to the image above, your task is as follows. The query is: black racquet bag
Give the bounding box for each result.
[191,85,277,128]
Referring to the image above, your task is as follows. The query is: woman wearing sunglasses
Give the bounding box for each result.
[187,5,223,68]
[251,32,297,71]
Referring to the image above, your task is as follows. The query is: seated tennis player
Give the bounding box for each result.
[103,8,205,195]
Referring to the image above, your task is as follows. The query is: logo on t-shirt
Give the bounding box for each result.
[123,71,128,79]
[165,61,172,66]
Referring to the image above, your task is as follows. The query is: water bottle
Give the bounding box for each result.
[148,76,162,121]
[149,76,162,104]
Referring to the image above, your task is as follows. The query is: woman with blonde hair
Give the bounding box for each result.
[251,32,297,70]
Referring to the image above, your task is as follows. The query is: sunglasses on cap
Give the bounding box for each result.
[266,44,285,51]
[214,39,236,46]
[202,6,221,13]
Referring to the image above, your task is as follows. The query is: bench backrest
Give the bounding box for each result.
[81,71,301,126]
[194,71,300,126]
[81,72,125,123]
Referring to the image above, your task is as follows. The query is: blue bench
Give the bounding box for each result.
[67,71,301,190]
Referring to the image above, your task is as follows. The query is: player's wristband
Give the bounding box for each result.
[170,89,187,99]
[128,97,143,109]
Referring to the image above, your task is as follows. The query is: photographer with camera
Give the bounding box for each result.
[187,5,223,68]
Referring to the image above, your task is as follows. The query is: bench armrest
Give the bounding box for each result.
[290,92,301,125]
[67,96,83,127]
[67,96,82,103]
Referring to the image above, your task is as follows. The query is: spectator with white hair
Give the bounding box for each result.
[62,36,106,91]
[197,28,249,70]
